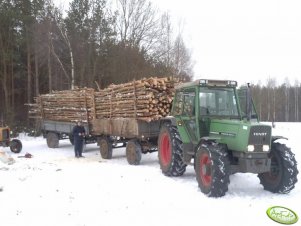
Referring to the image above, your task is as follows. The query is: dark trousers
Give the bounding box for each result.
[74,139,84,157]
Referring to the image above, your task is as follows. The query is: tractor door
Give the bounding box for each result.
[174,89,199,146]
[237,87,259,121]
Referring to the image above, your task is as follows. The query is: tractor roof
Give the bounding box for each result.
[176,79,238,90]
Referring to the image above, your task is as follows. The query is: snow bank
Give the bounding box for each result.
[0,123,300,226]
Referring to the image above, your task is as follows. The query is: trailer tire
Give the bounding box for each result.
[158,123,186,176]
[10,139,22,153]
[126,140,142,165]
[258,142,298,194]
[99,136,112,159]
[46,132,59,148]
[195,143,230,197]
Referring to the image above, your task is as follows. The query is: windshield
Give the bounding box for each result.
[199,87,239,117]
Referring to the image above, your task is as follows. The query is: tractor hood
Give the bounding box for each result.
[209,119,272,152]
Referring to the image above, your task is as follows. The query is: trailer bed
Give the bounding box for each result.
[41,120,90,135]
[91,118,160,139]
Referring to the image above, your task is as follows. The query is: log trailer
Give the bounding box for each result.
[30,78,174,165]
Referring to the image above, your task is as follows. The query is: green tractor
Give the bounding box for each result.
[158,79,298,197]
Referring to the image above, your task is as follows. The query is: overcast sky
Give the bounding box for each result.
[57,0,301,86]
[151,0,301,86]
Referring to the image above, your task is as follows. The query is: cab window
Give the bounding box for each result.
[199,87,239,117]
[183,92,195,116]
[173,92,184,115]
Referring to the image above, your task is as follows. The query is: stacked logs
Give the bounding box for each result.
[28,77,178,123]
[95,77,178,122]
[28,88,95,123]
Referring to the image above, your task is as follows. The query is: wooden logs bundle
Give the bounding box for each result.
[28,77,179,123]
[95,77,178,122]
[28,88,95,123]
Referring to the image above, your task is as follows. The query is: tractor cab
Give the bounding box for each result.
[170,79,272,158]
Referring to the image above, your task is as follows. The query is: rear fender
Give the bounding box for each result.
[159,116,177,128]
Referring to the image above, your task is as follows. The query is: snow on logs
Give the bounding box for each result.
[28,77,179,122]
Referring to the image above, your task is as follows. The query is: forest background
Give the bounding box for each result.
[0,0,300,129]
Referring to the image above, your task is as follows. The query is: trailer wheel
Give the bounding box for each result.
[158,123,186,176]
[195,143,230,197]
[10,139,22,153]
[126,140,142,165]
[46,132,59,148]
[258,142,298,194]
[99,136,112,159]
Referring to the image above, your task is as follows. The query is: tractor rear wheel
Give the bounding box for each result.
[258,142,298,194]
[126,140,142,165]
[195,143,230,197]
[10,139,22,153]
[158,123,186,176]
[99,136,113,159]
[46,132,59,148]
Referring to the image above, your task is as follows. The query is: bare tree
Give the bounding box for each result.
[294,79,299,122]
[153,12,173,67]
[266,77,276,121]
[51,3,74,89]
[284,77,290,122]
[116,0,160,51]
[47,21,52,92]
[172,33,193,81]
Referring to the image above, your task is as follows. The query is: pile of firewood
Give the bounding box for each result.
[28,88,95,123]
[95,77,178,122]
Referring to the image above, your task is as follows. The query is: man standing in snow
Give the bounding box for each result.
[72,121,86,158]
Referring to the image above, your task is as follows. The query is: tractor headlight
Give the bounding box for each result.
[247,145,255,152]
[263,145,270,152]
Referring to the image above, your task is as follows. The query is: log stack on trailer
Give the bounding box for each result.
[92,77,178,164]
[28,88,96,123]
[28,77,179,164]
[94,77,176,121]
[28,88,97,148]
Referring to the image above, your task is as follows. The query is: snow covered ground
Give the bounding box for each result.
[0,122,300,226]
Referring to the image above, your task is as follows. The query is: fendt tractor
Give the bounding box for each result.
[158,79,298,197]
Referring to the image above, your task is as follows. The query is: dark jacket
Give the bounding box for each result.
[72,125,86,142]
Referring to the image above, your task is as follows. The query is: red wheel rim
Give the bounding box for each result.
[199,152,212,187]
[160,132,171,166]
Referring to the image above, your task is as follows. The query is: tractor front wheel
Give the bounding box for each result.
[10,139,22,153]
[158,123,186,176]
[258,143,298,194]
[195,143,230,197]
